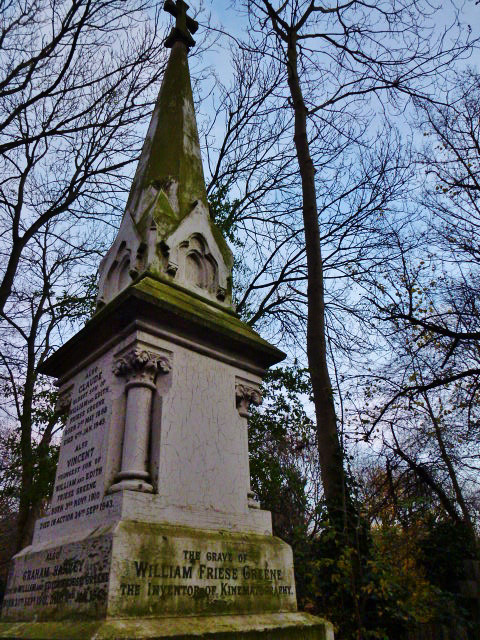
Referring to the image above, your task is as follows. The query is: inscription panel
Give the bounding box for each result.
[2,525,296,621]
[35,363,117,540]
[109,524,297,617]
[2,535,112,621]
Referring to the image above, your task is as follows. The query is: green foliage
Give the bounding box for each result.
[0,271,97,520]
[55,272,99,326]
[247,366,475,639]
[248,366,318,606]
[417,517,477,632]
[30,386,63,502]
[420,517,476,584]
[299,512,458,639]
[0,384,62,509]
[248,367,313,514]
[0,435,59,514]
[208,184,243,247]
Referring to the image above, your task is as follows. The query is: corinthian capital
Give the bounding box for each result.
[113,349,171,385]
[55,385,73,415]
[235,382,262,418]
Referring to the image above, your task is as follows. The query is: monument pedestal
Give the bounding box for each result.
[1,518,335,638]
[0,517,333,639]
[0,280,333,638]
[3,521,297,621]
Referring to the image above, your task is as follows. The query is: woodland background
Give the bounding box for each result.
[0,1,479,638]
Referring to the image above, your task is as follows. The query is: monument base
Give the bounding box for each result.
[1,521,334,638]
[0,612,334,639]
[2,522,298,621]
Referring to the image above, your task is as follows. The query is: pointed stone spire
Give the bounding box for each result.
[125,2,206,225]
[97,2,233,310]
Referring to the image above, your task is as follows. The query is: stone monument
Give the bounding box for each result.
[0,2,333,638]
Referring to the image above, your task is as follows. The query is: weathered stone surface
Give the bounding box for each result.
[34,360,118,542]
[2,523,296,622]
[96,40,234,310]
[32,322,272,547]
[2,530,112,621]
[0,289,328,635]
[108,523,296,618]
[40,275,285,381]
[0,612,334,639]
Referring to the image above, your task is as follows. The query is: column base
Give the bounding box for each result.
[247,492,260,509]
[0,612,334,639]
[108,479,153,493]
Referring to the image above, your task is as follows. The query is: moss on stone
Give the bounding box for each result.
[0,613,334,639]
[151,190,178,239]
[40,269,285,379]
[106,521,295,618]
[125,41,207,229]
[131,274,284,358]
[135,208,153,242]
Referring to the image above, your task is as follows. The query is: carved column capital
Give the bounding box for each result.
[55,386,73,415]
[113,349,171,388]
[110,348,171,495]
[166,260,178,276]
[235,382,262,418]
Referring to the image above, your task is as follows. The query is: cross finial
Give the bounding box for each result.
[164,0,199,49]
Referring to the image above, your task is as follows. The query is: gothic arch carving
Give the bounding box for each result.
[101,242,132,303]
[174,233,219,294]
[117,254,131,291]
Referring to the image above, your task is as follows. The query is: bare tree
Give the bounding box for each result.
[232,0,473,545]
[0,217,105,550]
[359,70,480,548]
[0,0,174,550]
[0,0,168,318]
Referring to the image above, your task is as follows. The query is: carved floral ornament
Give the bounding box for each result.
[235,383,262,418]
[113,349,172,384]
[55,386,73,414]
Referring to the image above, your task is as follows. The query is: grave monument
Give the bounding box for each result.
[0,2,333,637]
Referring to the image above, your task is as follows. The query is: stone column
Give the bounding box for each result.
[110,349,171,494]
[235,381,262,509]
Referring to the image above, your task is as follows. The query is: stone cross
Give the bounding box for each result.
[164,0,199,49]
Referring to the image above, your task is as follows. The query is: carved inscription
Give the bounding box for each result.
[2,537,112,620]
[38,365,114,534]
[127,550,293,598]
[63,365,107,445]
[113,536,297,617]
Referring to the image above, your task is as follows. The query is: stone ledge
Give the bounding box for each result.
[0,612,334,639]
[40,275,285,380]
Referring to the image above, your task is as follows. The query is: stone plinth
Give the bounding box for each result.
[2,523,296,622]
[0,613,334,639]
[1,520,334,639]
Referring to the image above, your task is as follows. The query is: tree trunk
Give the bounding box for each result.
[285,36,348,535]
[423,392,476,545]
[16,329,42,551]
[16,410,35,552]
